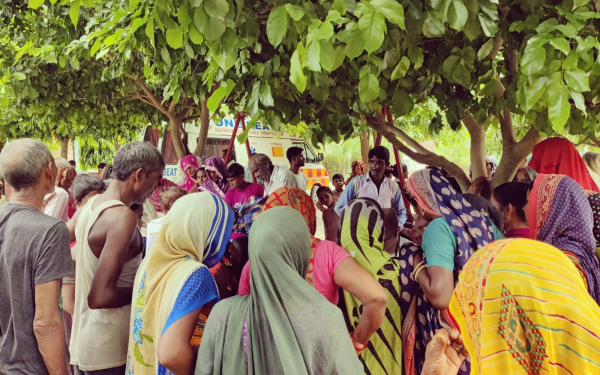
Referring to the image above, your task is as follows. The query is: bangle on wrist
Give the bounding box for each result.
[413,264,426,282]
[411,260,426,281]
[350,331,367,353]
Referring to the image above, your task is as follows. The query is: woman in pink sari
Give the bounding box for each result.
[199,156,231,199]
[178,155,201,192]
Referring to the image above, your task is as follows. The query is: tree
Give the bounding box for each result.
[5,0,600,177]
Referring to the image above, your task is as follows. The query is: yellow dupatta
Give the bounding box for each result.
[450,238,600,374]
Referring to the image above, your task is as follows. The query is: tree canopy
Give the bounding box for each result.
[1,0,599,183]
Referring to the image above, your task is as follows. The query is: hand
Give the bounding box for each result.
[349,331,367,356]
[422,328,468,375]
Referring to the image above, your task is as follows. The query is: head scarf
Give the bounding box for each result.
[585,191,600,253]
[127,193,234,373]
[263,187,318,285]
[485,156,498,176]
[346,160,366,185]
[195,207,362,375]
[407,169,494,262]
[200,156,230,198]
[529,137,599,192]
[338,198,404,375]
[178,155,201,192]
[450,238,600,375]
[513,166,538,184]
[150,178,177,212]
[528,174,600,303]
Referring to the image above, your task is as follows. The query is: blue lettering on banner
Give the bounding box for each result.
[163,166,179,177]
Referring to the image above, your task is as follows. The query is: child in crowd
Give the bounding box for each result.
[197,167,208,186]
[224,163,265,208]
[146,186,187,255]
[316,186,341,243]
[316,173,344,213]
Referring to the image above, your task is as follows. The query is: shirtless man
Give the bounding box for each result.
[67,141,164,375]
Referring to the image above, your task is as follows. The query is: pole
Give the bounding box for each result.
[384,106,414,223]
[224,112,243,165]
[240,115,257,183]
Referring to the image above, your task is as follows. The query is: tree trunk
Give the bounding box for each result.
[169,116,187,159]
[192,99,210,160]
[59,138,69,159]
[360,131,370,172]
[462,112,486,180]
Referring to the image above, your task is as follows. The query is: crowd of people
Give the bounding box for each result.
[2,136,600,375]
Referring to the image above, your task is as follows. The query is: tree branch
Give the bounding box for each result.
[463,110,486,180]
[499,108,517,148]
[182,115,202,123]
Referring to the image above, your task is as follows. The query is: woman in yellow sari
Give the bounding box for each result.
[450,238,600,374]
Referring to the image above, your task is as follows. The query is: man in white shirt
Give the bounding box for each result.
[248,153,298,196]
[335,146,407,232]
[44,158,74,222]
[287,146,308,191]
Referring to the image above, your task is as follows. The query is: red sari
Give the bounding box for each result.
[529,137,600,192]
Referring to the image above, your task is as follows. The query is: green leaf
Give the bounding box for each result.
[290,43,307,92]
[358,73,380,103]
[70,0,81,27]
[285,4,305,21]
[478,14,498,37]
[161,47,171,66]
[549,38,570,55]
[524,76,547,111]
[247,81,260,113]
[197,9,226,41]
[391,56,411,80]
[259,83,274,106]
[204,0,229,20]
[345,30,364,59]
[564,70,590,92]
[28,0,45,9]
[306,41,321,72]
[569,88,586,112]
[145,18,155,46]
[333,0,348,15]
[91,38,104,56]
[331,46,346,72]
[13,72,26,80]
[477,79,498,96]
[82,0,93,6]
[447,0,468,31]
[310,85,329,102]
[452,60,471,87]
[358,8,386,54]
[546,71,570,131]
[213,49,237,71]
[208,87,227,111]
[313,21,334,41]
[555,24,578,38]
[408,45,424,69]
[477,38,494,61]
[431,0,444,10]
[188,26,204,44]
[266,6,288,47]
[133,343,152,367]
[520,45,546,76]
[166,27,183,49]
[573,0,591,10]
[177,5,192,27]
[370,0,406,29]
[238,113,260,143]
[442,55,461,79]
[391,89,413,117]
[535,18,558,33]
[422,11,445,38]
[320,40,336,72]
[130,0,141,10]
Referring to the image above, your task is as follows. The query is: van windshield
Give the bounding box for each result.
[292,142,317,163]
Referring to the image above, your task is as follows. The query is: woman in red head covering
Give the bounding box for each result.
[528,137,599,192]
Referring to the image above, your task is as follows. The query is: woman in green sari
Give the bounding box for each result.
[338,197,403,374]
[196,206,362,375]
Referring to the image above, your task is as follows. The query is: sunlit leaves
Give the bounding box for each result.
[370,0,406,29]
[422,11,444,37]
[70,0,80,26]
[564,70,590,92]
[546,72,570,130]
[267,6,288,47]
[166,28,183,49]
[290,43,307,92]
[358,72,379,103]
[28,0,45,9]
[447,1,468,31]
[358,7,386,54]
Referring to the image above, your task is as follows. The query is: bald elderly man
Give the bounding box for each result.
[248,153,298,196]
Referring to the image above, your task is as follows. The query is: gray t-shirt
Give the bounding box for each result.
[0,203,73,375]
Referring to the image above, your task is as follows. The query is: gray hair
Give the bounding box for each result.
[112,141,165,181]
[250,153,272,167]
[0,139,54,190]
[71,174,106,203]
[55,157,71,170]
